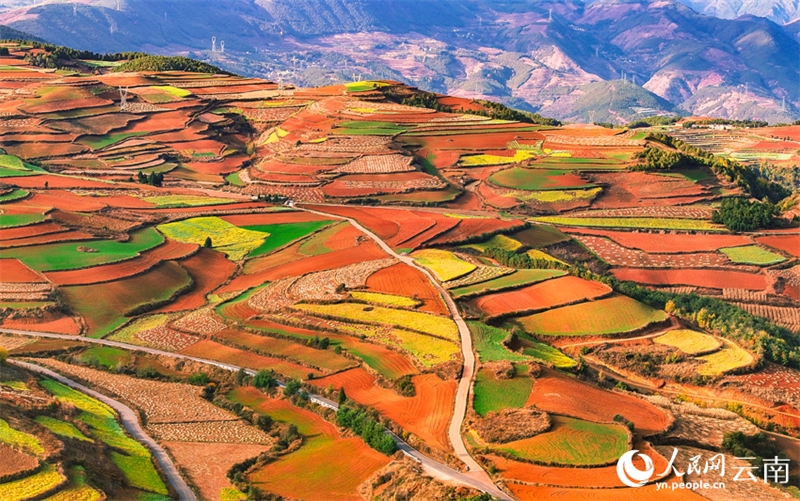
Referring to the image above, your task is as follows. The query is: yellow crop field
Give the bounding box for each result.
[150,85,192,98]
[0,463,64,501]
[294,302,459,340]
[526,249,566,265]
[382,329,459,367]
[511,187,602,203]
[697,339,753,376]
[158,216,265,260]
[43,485,103,501]
[0,418,44,454]
[533,216,722,231]
[141,195,235,208]
[411,249,476,282]
[350,291,420,308]
[459,150,537,166]
[462,234,522,253]
[654,329,720,355]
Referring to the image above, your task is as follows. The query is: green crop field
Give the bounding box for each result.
[35,416,93,442]
[461,234,522,253]
[141,195,236,208]
[451,269,567,298]
[411,249,476,282]
[150,85,192,97]
[0,463,64,501]
[534,216,723,231]
[517,294,668,336]
[158,216,265,260]
[0,418,44,454]
[244,220,332,257]
[74,346,132,370]
[520,337,577,369]
[78,132,149,150]
[657,169,714,183]
[473,364,533,417]
[654,329,720,355]
[513,187,603,203]
[697,339,754,376]
[490,168,595,191]
[721,245,786,265]
[496,416,629,466]
[0,213,45,228]
[511,225,570,248]
[0,189,29,203]
[468,321,530,363]
[0,227,164,271]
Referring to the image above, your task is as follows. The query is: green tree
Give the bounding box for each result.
[203,236,213,248]
[283,379,302,396]
[338,387,347,406]
[0,347,7,365]
[253,369,277,390]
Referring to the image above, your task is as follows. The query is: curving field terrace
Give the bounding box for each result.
[653,329,721,355]
[561,228,752,253]
[366,262,449,315]
[156,249,236,312]
[611,268,767,290]
[472,276,611,318]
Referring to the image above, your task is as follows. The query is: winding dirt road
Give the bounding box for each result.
[298,205,510,500]
[10,359,197,501]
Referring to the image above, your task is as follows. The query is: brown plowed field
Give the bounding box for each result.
[23,191,109,212]
[756,235,800,258]
[386,215,436,247]
[0,230,95,249]
[561,228,752,253]
[508,483,708,501]
[2,314,81,335]
[249,241,387,283]
[0,444,38,478]
[45,240,199,285]
[157,249,236,312]
[0,222,65,241]
[304,205,400,240]
[164,442,270,501]
[428,217,524,246]
[487,440,667,488]
[0,175,119,189]
[472,276,611,318]
[411,130,545,150]
[180,340,322,380]
[525,368,670,435]
[310,368,456,451]
[0,258,44,282]
[611,268,767,290]
[402,216,461,249]
[366,262,449,315]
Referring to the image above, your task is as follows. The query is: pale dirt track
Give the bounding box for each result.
[10,359,197,501]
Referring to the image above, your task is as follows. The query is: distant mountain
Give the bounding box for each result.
[0,23,44,42]
[676,0,800,24]
[0,0,797,123]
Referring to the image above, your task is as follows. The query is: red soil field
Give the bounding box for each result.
[446,190,484,211]
[122,110,192,134]
[254,241,387,283]
[322,172,442,197]
[487,440,668,488]
[45,241,198,286]
[137,201,264,214]
[756,235,800,258]
[221,211,330,226]
[478,182,521,209]
[428,217,524,245]
[250,171,317,184]
[22,97,113,114]
[0,258,44,282]
[158,249,236,312]
[304,205,400,240]
[2,314,81,335]
[0,230,95,249]
[184,155,249,175]
[4,141,87,159]
[508,483,708,501]
[526,368,670,435]
[472,276,611,317]
[561,228,752,253]
[164,442,270,501]
[321,223,365,251]
[386,215,437,247]
[0,175,118,189]
[180,340,322,380]
[411,130,545,150]
[403,216,461,249]
[310,368,456,451]
[86,195,156,209]
[0,222,65,241]
[24,191,109,212]
[366,262,449,315]
[611,268,767,290]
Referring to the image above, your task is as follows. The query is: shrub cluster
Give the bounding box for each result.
[336,405,397,454]
[711,197,780,231]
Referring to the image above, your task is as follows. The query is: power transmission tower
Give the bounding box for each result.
[212,36,216,52]
[115,0,120,11]
[595,47,599,57]
[220,40,225,53]
[782,96,786,112]
[548,8,553,22]
[118,87,129,112]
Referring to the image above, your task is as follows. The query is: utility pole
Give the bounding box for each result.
[212,36,216,53]
[220,40,225,53]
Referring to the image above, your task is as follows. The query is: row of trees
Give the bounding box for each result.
[135,171,164,186]
[483,247,569,271]
[336,405,397,454]
[710,197,780,231]
[113,55,226,74]
[399,92,561,126]
[682,118,768,128]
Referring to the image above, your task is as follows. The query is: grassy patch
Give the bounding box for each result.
[78,132,149,150]
[411,249,476,282]
[344,81,390,92]
[141,195,236,208]
[511,225,570,248]
[111,453,169,495]
[517,294,668,336]
[35,416,93,442]
[75,346,131,370]
[244,220,332,257]
[697,339,754,376]
[350,291,420,308]
[0,189,29,203]
[0,418,44,454]
[0,227,164,272]
[158,216,265,261]
[0,463,63,501]
[473,364,533,417]
[490,168,595,191]
[497,416,629,466]
[43,465,103,501]
[520,337,577,369]
[461,234,522,253]
[721,245,786,265]
[468,321,530,363]
[149,85,192,98]
[534,216,722,231]
[224,171,245,187]
[451,269,566,298]
[0,213,45,228]
[654,329,720,355]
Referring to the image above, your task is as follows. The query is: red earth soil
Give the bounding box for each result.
[403,215,461,249]
[321,223,366,251]
[158,249,236,312]
[321,172,442,198]
[526,368,671,435]
[0,175,120,189]
[756,235,800,258]
[4,142,87,159]
[135,201,264,214]
[478,182,521,209]
[310,368,456,451]
[304,205,400,240]
[508,482,708,501]
[428,218,524,245]
[0,258,44,282]
[22,97,113,114]
[385,214,437,248]
[84,195,156,209]
[561,228,753,253]
[472,276,611,318]
[44,241,198,286]
[410,130,545,150]
[23,191,109,212]
[221,212,331,226]
[122,111,192,133]
[366,262,449,315]
[611,268,767,290]
[0,222,64,241]
[184,155,249,175]
[446,190,484,211]
[487,440,668,488]
[2,314,81,335]
[0,230,95,249]
[180,340,322,379]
